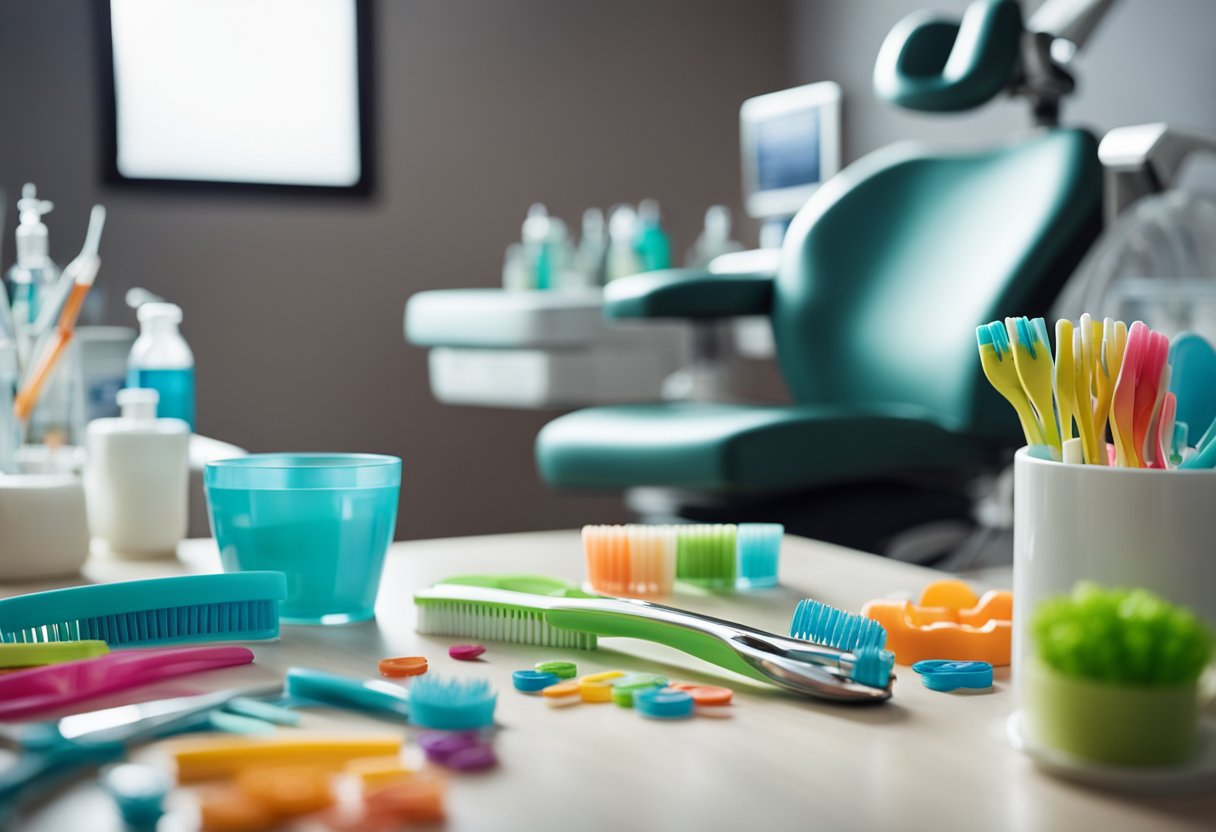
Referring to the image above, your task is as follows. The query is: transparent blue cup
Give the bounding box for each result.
[204,453,401,625]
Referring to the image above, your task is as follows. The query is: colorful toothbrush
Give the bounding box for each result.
[977,323,1046,447]
[1053,319,1077,447]
[1134,331,1169,468]
[1009,317,1061,454]
[1073,326,1100,464]
[414,576,894,701]
[1111,322,1148,466]
[0,646,255,719]
[1090,317,1124,463]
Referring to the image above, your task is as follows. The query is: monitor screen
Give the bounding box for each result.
[741,82,841,220]
[754,108,821,193]
[100,0,371,193]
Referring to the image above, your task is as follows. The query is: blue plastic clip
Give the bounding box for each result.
[912,660,993,691]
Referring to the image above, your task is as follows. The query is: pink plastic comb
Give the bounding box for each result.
[0,646,254,720]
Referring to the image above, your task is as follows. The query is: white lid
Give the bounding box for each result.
[117,387,159,420]
[137,302,183,325]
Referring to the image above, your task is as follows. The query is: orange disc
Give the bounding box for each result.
[236,765,335,817]
[378,656,428,678]
[540,681,580,698]
[199,785,277,832]
[365,775,446,823]
[669,683,733,706]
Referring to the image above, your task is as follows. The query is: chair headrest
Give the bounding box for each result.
[873,0,1023,113]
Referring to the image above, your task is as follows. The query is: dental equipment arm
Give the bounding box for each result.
[1098,124,1216,220]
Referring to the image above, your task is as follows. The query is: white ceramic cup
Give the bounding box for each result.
[1012,447,1216,705]
[0,474,91,580]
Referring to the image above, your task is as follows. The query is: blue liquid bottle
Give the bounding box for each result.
[127,302,196,430]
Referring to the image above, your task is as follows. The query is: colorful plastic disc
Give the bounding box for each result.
[634,687,694,720]
[378,656,428,678]
[513,670,559,693]
[669,683,733,706]
[449,645,486,661]
[534,661,577,679]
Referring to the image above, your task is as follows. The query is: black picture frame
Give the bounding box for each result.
[95,0,375,197]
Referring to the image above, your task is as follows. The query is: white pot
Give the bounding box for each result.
[0,474,91,580]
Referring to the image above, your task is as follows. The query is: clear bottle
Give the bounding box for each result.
[685,205,744,269]
[605,205,643,282]
[5,184,60,358]
[634,199,672,272]
[84,387,189,558]
[0,330,16,474]
[127,302,196,430]
[570,207,608,288]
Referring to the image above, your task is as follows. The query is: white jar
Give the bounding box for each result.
[85,388,189,558]
[0,474,90,579]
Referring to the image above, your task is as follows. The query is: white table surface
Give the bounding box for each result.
[2,532,1214,832]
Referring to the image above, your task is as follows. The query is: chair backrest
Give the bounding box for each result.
[773,128,1102,441]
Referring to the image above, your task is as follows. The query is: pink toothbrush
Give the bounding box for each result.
[0,646,254,720]
[1134,332,1168,468]
[1110,322,1147,466]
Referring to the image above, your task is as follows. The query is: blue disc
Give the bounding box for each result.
[512,670,559,692]
[912,660,993,691]
[633,687,694,719]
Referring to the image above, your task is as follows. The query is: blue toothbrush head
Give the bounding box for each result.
[976,324,994,348]
[851,646,896,689]
[789,599,887,651]
[988,322,1011,358]
[408,675,497,731]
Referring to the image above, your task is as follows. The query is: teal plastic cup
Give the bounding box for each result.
[204,453,401,625]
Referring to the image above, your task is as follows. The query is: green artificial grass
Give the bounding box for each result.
[1032,583,1213,687]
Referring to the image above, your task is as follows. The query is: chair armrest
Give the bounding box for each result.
[603,270,774,320]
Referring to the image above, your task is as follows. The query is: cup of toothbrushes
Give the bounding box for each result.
[204,453,400,625]
[1012,449,1216,742]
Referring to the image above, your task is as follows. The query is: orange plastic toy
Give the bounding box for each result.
[861,579,1012,666]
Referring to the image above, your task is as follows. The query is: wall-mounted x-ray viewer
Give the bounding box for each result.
[98,0,373,193]
[741,81,842,220]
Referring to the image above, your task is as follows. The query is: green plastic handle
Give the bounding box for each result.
[543,608,768,683]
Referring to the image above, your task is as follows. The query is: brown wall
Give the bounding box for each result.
[0,0,792,539]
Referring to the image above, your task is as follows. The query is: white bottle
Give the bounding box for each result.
[127,302,196,431]
[84,388,189,558]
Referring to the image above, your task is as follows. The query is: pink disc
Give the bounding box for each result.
[449,644,486,661]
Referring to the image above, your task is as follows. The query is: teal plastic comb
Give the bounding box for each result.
[0,572,287,646]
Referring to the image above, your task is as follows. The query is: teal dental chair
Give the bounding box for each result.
[536,0,1107,556]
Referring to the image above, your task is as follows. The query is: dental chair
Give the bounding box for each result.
[536,0,1111,558]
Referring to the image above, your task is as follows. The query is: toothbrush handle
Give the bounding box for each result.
[284,667,409,720]
[0,647,254,720]
[545,606,766,681]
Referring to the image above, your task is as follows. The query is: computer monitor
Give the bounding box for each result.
[740,81,841,220]
[98,0,373,194]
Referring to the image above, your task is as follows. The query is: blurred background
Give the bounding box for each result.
[1,0,1214,540]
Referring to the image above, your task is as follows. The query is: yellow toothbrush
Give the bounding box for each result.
[1008,317,1060,454]
[978,322,1046,447]
[1073,326,1100,463]
[1054,319,1077,446]
[1090,317,1124,465]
